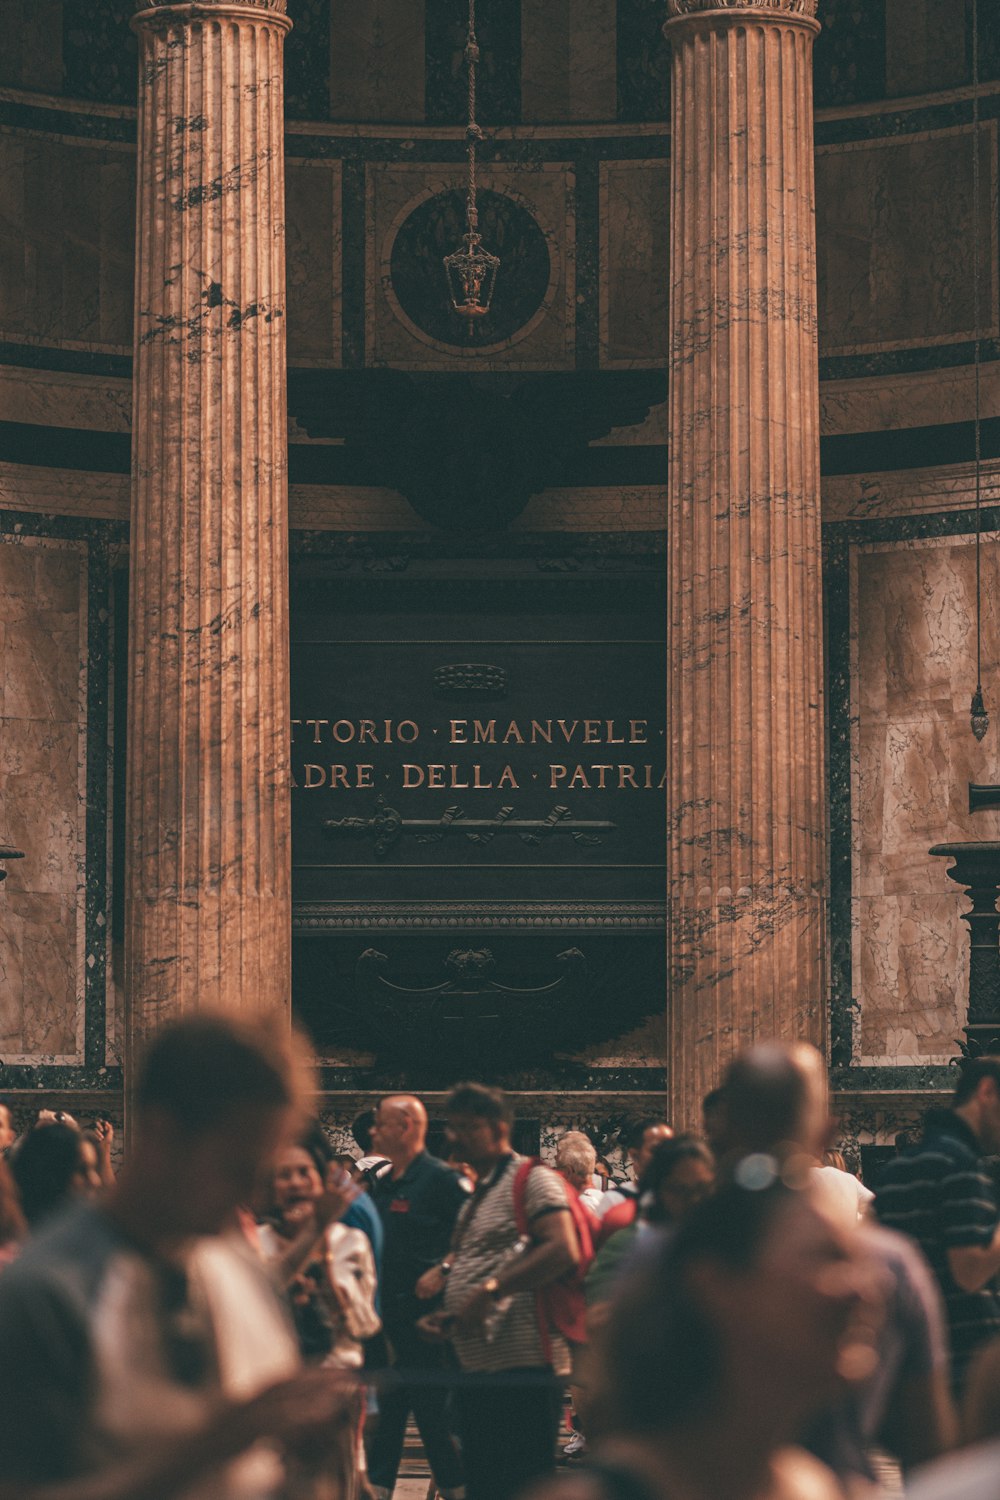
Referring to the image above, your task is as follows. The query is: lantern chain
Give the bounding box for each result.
[971,0,989,740]
[442,0,500,332]
[466,0,481,238]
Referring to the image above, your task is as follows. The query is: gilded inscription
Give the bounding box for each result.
[289,715,666,791]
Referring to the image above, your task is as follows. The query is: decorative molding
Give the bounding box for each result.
[293,901,667,932]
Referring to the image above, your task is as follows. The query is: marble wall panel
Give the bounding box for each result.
[0,130,134,352]
[0,464,129,523]
[521,0,617,123]
[0,368,131,432]
[820,366,1000,438]
[852,536,1000,1066]
[816,125,997,355]
[823,460,1000,525]
[366,162,574,370]
[600,160,668,368]
[329,1,424,123]
[286,159,342,366]
[0,536,87,1064]
[856,893,967,1064]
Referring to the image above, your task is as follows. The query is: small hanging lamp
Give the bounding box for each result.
[444,0,500,334]
[970,1,989,741]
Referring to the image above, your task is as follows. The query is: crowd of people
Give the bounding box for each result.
[5,1022,1000,1498]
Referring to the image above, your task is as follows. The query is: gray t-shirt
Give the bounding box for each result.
[444,1154,572,1375]
[0,1203,300,1498]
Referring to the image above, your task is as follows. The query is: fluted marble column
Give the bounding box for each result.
[664,0,826,1128]
[126,0,293,1078]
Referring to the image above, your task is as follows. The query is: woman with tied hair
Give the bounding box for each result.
[532,1174,880,1500]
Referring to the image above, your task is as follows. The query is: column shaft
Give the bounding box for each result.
[665,1,826,1127]
[126,1,292,1070]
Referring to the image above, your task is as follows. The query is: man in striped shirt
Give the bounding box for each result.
[876,1056,1000,1393]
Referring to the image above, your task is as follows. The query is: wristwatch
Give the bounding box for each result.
[482,1276,503,1300]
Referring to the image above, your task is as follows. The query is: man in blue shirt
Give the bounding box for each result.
[367,1094,468,1500]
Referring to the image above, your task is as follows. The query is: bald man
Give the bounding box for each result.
[721,1041,955,1483]
[368,1096,468,1500]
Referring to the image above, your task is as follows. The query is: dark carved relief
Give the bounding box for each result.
[322,796,616,857]
[355,944,587,1067]
[289,369,666,529]
[389,189,551,349]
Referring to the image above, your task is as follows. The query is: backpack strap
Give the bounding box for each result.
[511,1157,553,1365]
[511,1158,536,1239]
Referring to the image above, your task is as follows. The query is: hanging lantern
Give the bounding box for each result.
[972,686,990,742]
[445,228,500,330]
[444,0,499,333]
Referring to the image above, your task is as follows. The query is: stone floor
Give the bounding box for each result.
[388,1426,905,1498]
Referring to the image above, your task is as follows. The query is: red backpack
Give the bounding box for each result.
[512,1159,594,1355]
